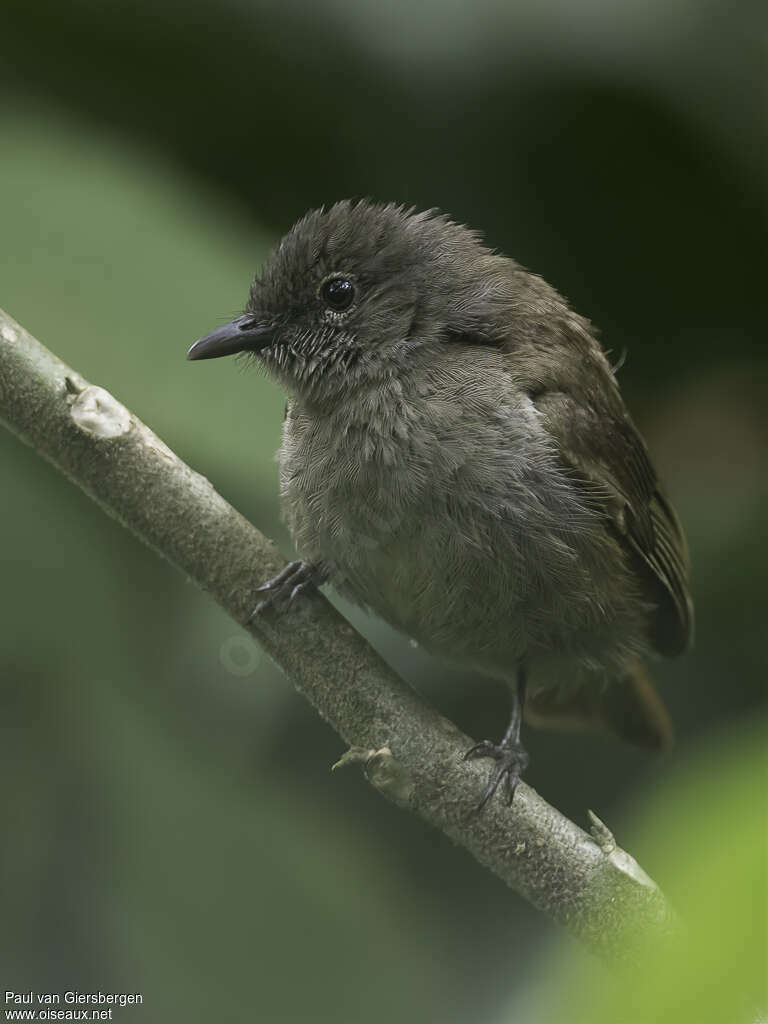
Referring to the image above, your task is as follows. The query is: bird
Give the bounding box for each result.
[187,199,693,807]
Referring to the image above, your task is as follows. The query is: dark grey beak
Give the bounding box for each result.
[187,314,274,361]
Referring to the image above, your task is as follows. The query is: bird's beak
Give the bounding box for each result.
[186,314,274,361]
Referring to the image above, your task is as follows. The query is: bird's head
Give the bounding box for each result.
[188,200,516,405]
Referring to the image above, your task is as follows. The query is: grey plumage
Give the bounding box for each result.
[190,199,693,764]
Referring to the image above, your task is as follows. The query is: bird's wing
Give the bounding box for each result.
[525,354,693,657]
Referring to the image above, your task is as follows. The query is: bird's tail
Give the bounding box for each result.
[524,662,674,752]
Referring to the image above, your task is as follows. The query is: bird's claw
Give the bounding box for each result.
[464,738,529,810]
[247,561,324,623]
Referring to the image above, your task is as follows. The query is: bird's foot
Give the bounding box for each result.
[248,561,325,621]
[464,737,529,810]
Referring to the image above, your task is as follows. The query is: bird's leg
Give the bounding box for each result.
[464,667,529,809]
[248,561,327,621]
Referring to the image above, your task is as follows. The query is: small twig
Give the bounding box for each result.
[588,810,617,854]
[0,306,679,961]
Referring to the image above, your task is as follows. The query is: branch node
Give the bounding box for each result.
[586,811,658,892]
[332,745,415,808]
[588,809,617,854]
[69,385,131,439]
[331,746,375,771]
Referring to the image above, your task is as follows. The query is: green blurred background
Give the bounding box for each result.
[0,1,765,1021]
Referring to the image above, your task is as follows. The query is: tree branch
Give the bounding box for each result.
[0,307,677,960]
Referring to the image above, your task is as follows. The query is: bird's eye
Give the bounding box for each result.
[320,276,355,312]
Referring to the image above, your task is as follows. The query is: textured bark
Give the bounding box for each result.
[0,307,678,960]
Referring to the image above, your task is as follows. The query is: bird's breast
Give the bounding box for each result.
[276,373,610,672]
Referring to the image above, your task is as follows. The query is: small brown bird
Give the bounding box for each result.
[188,200,693,806]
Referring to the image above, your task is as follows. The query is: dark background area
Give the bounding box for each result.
[0,1,765,1021]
